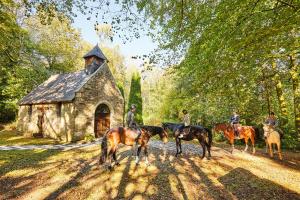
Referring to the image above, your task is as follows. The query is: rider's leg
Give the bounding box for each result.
[135,128,142,145]
[178,126,185,138]
[233,124,239,137]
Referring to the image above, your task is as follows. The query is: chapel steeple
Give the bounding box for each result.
[83,44,108,68]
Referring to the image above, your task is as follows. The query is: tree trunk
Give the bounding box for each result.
[262,71,271,115]
[272,61,288,126]
[289,54,300,138]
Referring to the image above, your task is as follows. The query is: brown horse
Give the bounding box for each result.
[213,123,256,154]
[99,126,168,169]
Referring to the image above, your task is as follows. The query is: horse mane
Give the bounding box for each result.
[214,122,229,126]
[162,122,183,126]
[140,125,163,136]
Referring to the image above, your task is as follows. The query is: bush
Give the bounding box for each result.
[84,134,95,143]
[213,132,226,142]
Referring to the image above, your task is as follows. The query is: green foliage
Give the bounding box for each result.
[84,134,95,143]
[0,1,94,123]
[135,0,300,147]
[213,132,226,143]
[128,72,143,124]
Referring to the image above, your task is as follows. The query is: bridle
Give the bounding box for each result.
[264,125,272,138]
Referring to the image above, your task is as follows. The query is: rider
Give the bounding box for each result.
[230,111,240,137]
[265,112,284,138]
[178,110,191,138]
[126,104,141,144]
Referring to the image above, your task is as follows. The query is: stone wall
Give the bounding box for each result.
[73,63,124,139]
[17,63,124,141]
[17,103,74,141]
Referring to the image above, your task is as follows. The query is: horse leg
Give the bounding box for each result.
[244,137,249,152]
[108,147,115,170]
[277,142,283,160]
[199,140,206,159]
[205,141,211,158]
[268,142,273,158]
[230,138,235,153]
[265,140,268,153]
[113,150,120,166]
[179,139,182,154]
[144,146,150,166]
[250,134,255,154]
[273,144,277,154]
[135,146,142,165]
[175,137,180,157]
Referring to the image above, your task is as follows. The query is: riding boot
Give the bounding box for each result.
[135,131,141,146]
[234,130,239,138]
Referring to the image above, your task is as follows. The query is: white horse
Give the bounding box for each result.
[263,124,282,160]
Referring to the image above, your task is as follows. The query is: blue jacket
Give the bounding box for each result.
[230,115,240,124]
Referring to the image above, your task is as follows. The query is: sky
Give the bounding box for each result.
[72,11,157,66]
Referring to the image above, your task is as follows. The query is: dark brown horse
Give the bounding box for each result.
[162,122,212,158]
[213,123,256,154]
[99,126,168,169]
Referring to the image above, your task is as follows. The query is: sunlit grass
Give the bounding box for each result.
[0,129,61,146]
[0,140,299,199]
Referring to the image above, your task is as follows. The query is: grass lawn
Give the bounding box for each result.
[0,125,61,146]
[0,142,299,200]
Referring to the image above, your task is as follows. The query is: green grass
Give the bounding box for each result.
[0,129,61,146]
[0,149,60,176]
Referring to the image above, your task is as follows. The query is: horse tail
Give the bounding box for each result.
[205,128,213,147]
[118,126,124,135]
[252,126,258,139]
[99,130,109,165]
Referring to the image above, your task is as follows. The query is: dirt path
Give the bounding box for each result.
[0,140,299,200]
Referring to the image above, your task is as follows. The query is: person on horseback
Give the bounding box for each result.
[126,104,141,144]
[230,111,240,137]
[178,110,191,138]
[265,112,284,138]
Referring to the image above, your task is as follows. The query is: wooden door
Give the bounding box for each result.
[95,104,110,137]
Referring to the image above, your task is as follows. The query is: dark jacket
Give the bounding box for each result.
[265,117,278,127]
[126,111,137,128]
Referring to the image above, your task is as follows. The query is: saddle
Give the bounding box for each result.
[181,126,191,137]
[229,124,241,138]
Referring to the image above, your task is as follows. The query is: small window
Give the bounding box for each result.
[28,105,33,121]
[57,103,62,117]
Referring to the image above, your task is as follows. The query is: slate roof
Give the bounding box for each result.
[83,44,108,61]
[19,63,105,105]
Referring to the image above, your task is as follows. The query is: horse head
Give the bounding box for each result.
[213,123,228,133]
[160,128,169,144]
[263,124,271,139]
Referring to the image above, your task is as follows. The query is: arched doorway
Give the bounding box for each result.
[94,104,110,137]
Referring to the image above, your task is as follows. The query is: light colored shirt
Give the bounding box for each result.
[183,114,190,126]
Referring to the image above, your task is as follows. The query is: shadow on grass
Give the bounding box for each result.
[0,149,60,199]
[218,167,300,200]
[1,144,299,200]
[0,130,59,146]
[0,149,60,176]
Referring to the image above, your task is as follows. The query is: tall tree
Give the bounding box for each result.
[128,72,143,124]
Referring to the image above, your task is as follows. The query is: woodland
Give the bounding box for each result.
[1,0,299,148]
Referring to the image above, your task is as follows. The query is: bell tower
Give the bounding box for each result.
[83,44,108,74]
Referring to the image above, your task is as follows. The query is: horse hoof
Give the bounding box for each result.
[115,162,120,166]
[108,166,113,171]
